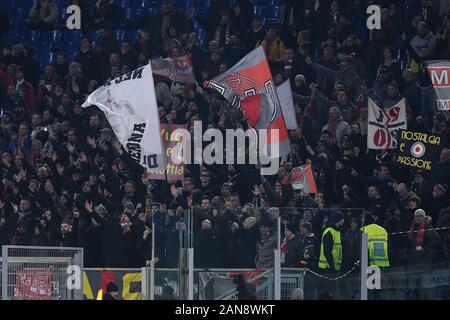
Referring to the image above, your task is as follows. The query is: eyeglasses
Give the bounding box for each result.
[201,174,209,178]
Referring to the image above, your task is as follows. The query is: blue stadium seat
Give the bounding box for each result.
[119,0,130,8]
[254,5,263,16]
[114,30,125,42]
[88,31,98,42]
[55,0,65,14]
[1,0,16,11]
[132,0,150,9]
[267,0,280,6]
[125,8,136,21]
[14,0,33,13]
[49,51,59,65]
[51,30,63,43]
[63,30,83,44]
[36,46,51,67]
[266,6,281,20]
[65,44,80,62]
[23,30,41,44]
[126,30,139,41]
[2,31,21,45]
[173,0,192,10]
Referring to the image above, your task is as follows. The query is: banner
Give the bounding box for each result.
[204,46,290,157]
[394,130,442,170]
[83,269,142,300]
[289,163,317,193]
[426,60,450,110]
[147,124,188,182]
[82,64,165,173]
[150,54,196,84]
[14,268,53,300]
[367,98,407,149]
[198,269,264,300]
[276,80,299,130]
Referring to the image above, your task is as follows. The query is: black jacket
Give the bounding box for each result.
[283,235,305,268]
[194,229,225,268]
[322,225,341,272]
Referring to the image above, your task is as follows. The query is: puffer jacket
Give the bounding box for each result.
[255,234,276,268]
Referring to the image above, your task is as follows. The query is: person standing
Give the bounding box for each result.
[318,211,344,273]
[360,212,389,267]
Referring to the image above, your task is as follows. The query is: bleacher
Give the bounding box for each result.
[0,0,284,69]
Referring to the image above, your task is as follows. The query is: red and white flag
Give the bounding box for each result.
[367,98,407,149]
[204,47,290,157]
[426,60,450,110]
[289,163,317,193]
[150,54,196,84]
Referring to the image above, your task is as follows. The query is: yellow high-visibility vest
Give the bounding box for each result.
[361,224,390,267]
[319,227,342,271]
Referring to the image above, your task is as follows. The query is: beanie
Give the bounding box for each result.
[106,282,119,293]
[330,211,344,224]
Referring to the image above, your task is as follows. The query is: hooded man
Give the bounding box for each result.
[103,282,120,300]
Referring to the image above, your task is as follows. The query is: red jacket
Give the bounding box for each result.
[0,68,14,87]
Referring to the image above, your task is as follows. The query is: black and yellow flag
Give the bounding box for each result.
[394,130,442,170]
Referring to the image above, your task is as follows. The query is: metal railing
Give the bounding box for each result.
[1,246,83,300]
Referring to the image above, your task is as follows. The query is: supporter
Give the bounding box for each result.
[255,25,286,63]
[281,221,304,267]
[0,1,449,281]
[255,220,276,269]
[93,0,124,29]
[233,274,257,300]
[28,0,59,29]
[150,0,188,47]
[408,209,442,265]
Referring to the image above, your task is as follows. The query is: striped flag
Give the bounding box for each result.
[203,46,290,157]
[289,164,317,193]
[150,54,196,84]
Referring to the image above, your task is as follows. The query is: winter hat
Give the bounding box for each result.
[106,282,119,293]
[291,288,304,300]
[330,211,344,224]
[414,209,426,217]
[286,222,298,234]
[295,74,305,82]
[300,222,313,233]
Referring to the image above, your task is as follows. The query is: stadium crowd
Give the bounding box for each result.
[0,0,450,274]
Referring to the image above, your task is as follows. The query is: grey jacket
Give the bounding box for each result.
[255,234,277,268]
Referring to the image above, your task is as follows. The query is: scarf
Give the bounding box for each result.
[408,222,426,251]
